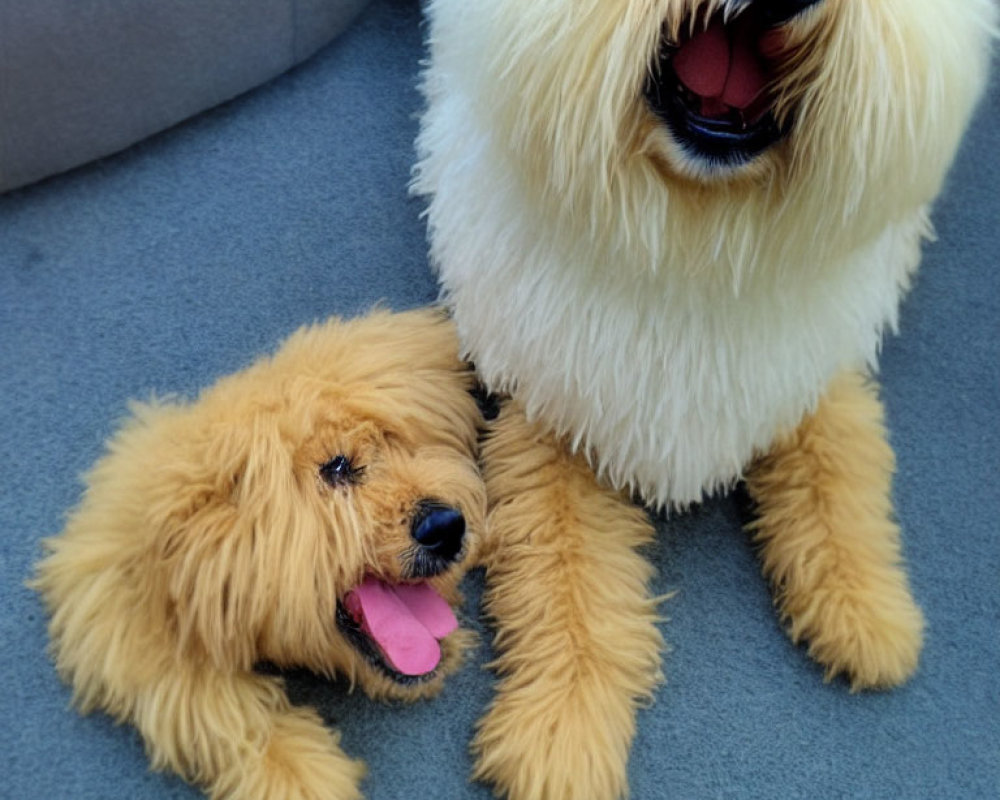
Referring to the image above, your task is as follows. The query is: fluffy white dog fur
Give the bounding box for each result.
[415,0,994,506]
[414,1,995,798]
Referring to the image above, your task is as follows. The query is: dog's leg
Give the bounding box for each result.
[745,370,924,690]
[132,666,365,800]
[473,401,663,800]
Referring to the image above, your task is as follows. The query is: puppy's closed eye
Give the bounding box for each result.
[319,455,365,487]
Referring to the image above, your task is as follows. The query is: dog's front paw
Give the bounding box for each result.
[748,370,926,692]
[472,686,632,800]
[215,708,367,800]
[782,567,924,691]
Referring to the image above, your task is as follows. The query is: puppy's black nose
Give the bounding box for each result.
[411,501,465,563]
[760,0,823,26]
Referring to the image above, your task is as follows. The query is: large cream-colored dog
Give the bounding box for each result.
[34,310,492,800]
[415,1,996,798]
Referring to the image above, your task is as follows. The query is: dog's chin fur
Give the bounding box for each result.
[414,0,996,507]
[348,627,477,703]
[33,308,487,798]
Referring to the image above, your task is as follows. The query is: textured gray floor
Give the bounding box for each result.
[2,2,997,798]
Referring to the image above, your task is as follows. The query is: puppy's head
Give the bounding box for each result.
[477,0,995,279]
[121,309,484,700]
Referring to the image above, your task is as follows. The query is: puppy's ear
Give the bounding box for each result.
[147,413,262,670]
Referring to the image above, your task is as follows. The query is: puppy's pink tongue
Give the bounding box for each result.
[344,577,458,676]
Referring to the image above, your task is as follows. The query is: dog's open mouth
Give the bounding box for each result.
[336,575,458,685]
[644,2,818,168]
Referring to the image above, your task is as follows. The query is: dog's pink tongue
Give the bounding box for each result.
[673,17,768,114]
[345,577,458,676]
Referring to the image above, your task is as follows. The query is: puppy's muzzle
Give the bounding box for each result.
[410,500,465,571]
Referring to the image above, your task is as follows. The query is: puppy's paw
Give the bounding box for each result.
[471,686,631,800]
[217,708,366,800]
[784,569,924,691]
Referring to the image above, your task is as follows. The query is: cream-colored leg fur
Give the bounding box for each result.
[745,370,924,690]
[130,667,366,800]
[474,402,663,800]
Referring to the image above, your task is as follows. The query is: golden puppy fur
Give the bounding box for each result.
[33,309,491,800]
[414,0,996,797]
[474,404,662,800]
[746,372,925,690]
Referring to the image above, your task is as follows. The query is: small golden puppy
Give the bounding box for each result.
[34,309,487,800]
[415,0,996,798]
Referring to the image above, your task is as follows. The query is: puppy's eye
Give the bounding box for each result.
[319,455,363,487]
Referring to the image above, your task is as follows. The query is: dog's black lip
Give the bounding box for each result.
[760,0,824,27]
[335,597,442,687]
[644,5,796,168]
[645,58,786,167]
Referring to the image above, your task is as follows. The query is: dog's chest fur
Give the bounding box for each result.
[414,13,930,508]
[420,139,924,508]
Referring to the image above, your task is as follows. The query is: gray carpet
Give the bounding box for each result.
[2,2,997,798]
